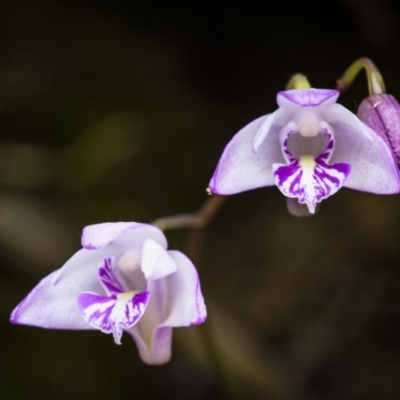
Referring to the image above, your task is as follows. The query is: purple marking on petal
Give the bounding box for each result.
[98,258,124,295]
[277,89,339,107]
[192,277,207,325]
[78,290,150,344]
[273,160,351,213]
[273,126,351,213]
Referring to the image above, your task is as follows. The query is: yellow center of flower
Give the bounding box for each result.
[299,155,316,170]
[116,291,138,301]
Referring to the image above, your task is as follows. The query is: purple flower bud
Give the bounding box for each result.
[357,94,400,165]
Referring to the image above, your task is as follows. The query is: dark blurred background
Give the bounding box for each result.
[2,0,400,399]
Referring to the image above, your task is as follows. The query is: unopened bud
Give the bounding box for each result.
[357,94,400,165]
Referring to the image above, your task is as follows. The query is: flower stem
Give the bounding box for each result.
[153,195,232,397]
[152,195,226,233]
[153,195,227,269]
[285,74,311,90]
[336,57,386,95]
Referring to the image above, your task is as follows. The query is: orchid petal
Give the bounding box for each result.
[78,291,149,344]
[126,277,169,364]
[141,238,177,281]
[53,245,122,284]
[277,89,339,107]
[128,326,173,365]
[322,103,374,142]
[208,115,284,194]
[253,111,278,151]
[82,222,167,250]
[328,120,400,194]
[163,250,207,326]
[10,262,103,329]
[125,250,206,364]
[273,130,351,213]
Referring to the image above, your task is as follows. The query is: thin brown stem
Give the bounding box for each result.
[154,195,231,396]
[153,195,226,232]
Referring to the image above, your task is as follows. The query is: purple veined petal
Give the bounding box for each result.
[277,89,339,108]
[208,115,284,195]
[10,259,104,329]
[98,257,124,295]
[77,290,150,345]
[141,238,177,281]
[82,222,167,251]
[272,159,351,213]
[272,129,351,213]
[327,118,400,194]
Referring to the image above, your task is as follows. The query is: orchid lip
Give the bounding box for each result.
[77,290,150,345]
[273,127,351,213]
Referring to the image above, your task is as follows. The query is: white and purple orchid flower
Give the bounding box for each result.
[10,222,207,365]
[209,88,400,213]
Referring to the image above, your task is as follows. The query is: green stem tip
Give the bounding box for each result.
[285,74,311,90]
[336,57,386,95]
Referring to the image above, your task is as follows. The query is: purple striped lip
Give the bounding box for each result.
[99,257,124,294]
[272,127,351,213]
[78,290,150,344]
[77,256,150,344]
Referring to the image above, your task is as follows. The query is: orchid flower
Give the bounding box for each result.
[10,222,207,365]
[208,88,400,213]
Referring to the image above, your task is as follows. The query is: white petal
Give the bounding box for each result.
[125,276,171,364]
[10,259,103,329]
[54,246,120,284]
[322,103,373,141]
[253,111,278,151]
[141,238,177,281]
[125,250,206,365]
[128,326,173,365]
[82,222,167,250]
[208,115,284,194]
[163,250,207,327]
[329,119,400,194]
